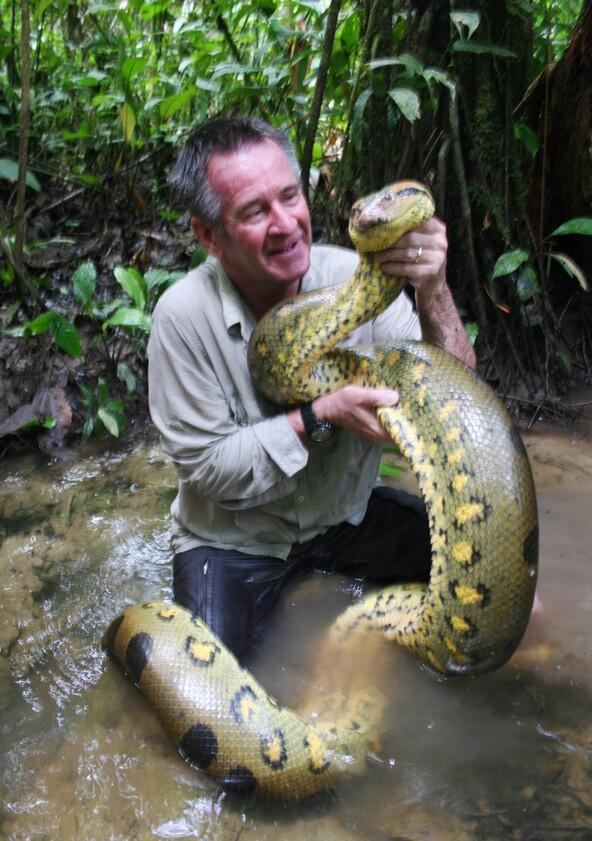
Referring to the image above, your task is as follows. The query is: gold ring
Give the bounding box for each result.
[414,246,423,264]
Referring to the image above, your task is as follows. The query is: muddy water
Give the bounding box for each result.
[1,401,591,841]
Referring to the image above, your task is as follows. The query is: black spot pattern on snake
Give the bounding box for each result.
[230,685,259,725]
[221,766,257,796]
[184,635,221,667]
[304,732,331,775]
[126,632,153,683]
[260,728,288,770]
[180,722,218,769]
[523,525,539,567]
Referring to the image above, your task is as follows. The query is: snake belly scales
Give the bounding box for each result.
[104,180,538,800]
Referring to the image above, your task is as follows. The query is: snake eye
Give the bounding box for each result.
[397,187,426,197]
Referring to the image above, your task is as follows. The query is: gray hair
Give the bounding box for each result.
[169,116,301,228]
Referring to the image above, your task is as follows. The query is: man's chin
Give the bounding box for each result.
[267,247,310,285]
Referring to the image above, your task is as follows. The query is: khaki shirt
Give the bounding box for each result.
[148,245,421,558]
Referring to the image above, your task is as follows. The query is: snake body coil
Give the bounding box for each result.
[105,181,538,799]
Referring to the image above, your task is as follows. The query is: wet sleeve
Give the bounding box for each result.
[147,308,308,510]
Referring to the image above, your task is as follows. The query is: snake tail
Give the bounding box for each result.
[104,602,385,800]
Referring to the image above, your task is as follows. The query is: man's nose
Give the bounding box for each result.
[269,202,296,234]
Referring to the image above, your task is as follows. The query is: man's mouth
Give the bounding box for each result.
[267,238,302,257]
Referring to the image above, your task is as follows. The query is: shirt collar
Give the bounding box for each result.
[212,255,316,342]
[212,257,256,341]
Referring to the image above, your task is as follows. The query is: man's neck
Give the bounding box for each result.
[231,275,302,321]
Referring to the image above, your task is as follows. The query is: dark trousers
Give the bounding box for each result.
[173,487,431,660]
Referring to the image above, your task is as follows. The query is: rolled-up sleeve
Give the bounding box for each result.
[148,302,308,510]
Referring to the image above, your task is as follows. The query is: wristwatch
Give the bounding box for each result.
[300,402,336,443]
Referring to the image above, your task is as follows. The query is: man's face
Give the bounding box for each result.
[192,140,312,309]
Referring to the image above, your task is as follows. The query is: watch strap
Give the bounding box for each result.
[300,402,336,442]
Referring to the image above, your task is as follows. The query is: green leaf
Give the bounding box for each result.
[492,249,529,279]
[516,267,539,301]
[556,351,573,373]
[195,77,222,93]
[120,101,136,144]
[97,407,121,437]
[15,415,55,433]
[379,462,406,478]
[549,217,592,237]
[0,158,41,191]
[24,311,57,335]
[388,88,421,123]
[422,68,456,100]
[97,377,109,404]
[1,300,21,327]
[117,362,137,394]
[78,173,103,187]
[104,399,124,412]
[514,121,539,157]
[72,260,97,306]
[189,245,208,268]
[34,0,54,19]
[139,0,169,20]
[113,266,146,310]
[367,54,423,75]
[24,312,82,357]
[548,252,589,291]
[450,11,481,40]
[102,307,151,332]
[76,71,108,87]
[159,89,195,119]
[82,417,96,441]
[291,0,322,12]
[49,315,82,357]
[211,63,260,80]
[78,383,94,406]
[122,56,148,80]
[465,321,480,345]
[452,40,516,58]
[353,89,372,123]
[144,267,183,292]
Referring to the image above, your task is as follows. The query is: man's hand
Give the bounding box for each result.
[375,216,476,368]
[375,216,447,298]
[289,385,399,444]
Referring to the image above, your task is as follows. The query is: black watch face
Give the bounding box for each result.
[311,425,334,443]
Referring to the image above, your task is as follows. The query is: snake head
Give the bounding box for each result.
[348,180,435,253]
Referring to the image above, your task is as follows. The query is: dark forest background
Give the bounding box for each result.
[1,0,591,453]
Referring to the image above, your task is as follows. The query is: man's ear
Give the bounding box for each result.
[191,217,223,257]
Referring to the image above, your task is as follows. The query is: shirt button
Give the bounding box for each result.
[297,495,305,503]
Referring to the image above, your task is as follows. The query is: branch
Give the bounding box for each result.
[14,0,31,263]
[208,0,242,64]
[301,0,342,203]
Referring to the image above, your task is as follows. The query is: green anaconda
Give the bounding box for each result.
[104,180,538,800]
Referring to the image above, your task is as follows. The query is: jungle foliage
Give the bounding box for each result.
[0,0,590,448]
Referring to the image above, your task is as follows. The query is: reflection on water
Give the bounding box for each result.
[1,413,591,840]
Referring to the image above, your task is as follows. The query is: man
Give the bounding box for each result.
[148,116,476,659]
